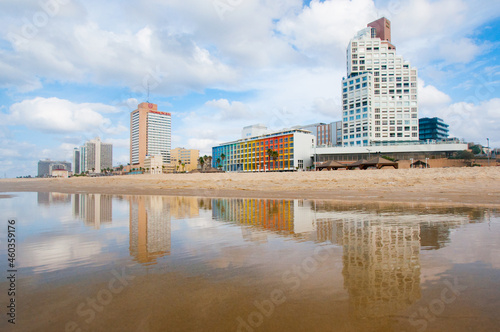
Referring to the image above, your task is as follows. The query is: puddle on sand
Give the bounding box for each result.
[0,192,499,331]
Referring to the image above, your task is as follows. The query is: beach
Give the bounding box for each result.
[1,167,499,207]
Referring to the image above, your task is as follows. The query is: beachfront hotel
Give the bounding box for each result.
[212,129,315,172]
[341,18,419,147]
[130,102,172,168]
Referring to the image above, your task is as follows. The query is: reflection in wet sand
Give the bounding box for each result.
[37,191,71,205]
[2,193,498,332]
[129,196,172,265]
[339,220,421,318]
[72,193,113,229]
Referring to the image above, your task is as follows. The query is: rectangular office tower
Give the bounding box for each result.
[130,102,172,168]
[77,137,113,173]
[341,18,419,147]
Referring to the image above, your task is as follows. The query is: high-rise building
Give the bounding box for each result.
[171,147,200,172]
[78,137,113,173]
[341,17,419,147]
[73,148,80,174]
[419,117,449,141]
[130,102,172,168]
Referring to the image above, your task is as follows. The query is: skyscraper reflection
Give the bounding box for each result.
[72,193,112,229]
[211,198,490,319]
[338,219,421,318]
[128,196,172,265]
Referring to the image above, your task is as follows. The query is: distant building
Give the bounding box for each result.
[51,169,70,178]
[144,155,163,174]
[242,124,269,139]
[419,117,449,141]
[212,128,315,172]
[295,121,342,147]
[78,137,113,173]
[38,159,72,177]
[73,148,80,174]
[130,102,172,168]
[171,148,200,172]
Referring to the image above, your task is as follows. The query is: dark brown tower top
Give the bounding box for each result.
[368,17,391,42]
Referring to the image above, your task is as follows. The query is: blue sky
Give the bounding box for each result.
[1,0,499,177]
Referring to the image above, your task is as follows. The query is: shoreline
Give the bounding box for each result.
[1,167,499,208]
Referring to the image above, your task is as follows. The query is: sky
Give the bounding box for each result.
[0,0,499,177]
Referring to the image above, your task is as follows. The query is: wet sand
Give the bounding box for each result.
[1,167,499,207]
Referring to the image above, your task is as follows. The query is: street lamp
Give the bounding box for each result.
[367,148,371,160]
[487,138,490,165]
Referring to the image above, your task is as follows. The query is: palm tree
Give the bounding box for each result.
[199,157,205,170]
[272,151,279,170]
[203,155,208,170]
[220,153,226,170]
[207,156,213,169]
[216,157,221,169]
[266,149,273,171]
[181,163,185,172]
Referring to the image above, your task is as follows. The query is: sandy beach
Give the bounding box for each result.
[1,167,499,207]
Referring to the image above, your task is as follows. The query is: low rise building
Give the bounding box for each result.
[51,169,70,178]
[144,155,163,174]
[212,129,315,172]
[171,148,199,172]
[38,159,72,177]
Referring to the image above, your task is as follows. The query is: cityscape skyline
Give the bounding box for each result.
[1,0,499,177]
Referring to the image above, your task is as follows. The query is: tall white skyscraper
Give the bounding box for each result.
[130,102,172,167]
[341,18,419,147]
[77,137,113,173]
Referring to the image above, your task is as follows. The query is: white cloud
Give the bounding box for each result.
[205,99,253,120]
[104,138,129,149]
[277,0,378,64]
[418,79,452,117]
[433,98,500,146]
[7,97,122,134]
[187,138,219,155]
[438,38,484,64]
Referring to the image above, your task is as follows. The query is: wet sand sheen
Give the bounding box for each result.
[0,193,499,331]
[1,167,500,207]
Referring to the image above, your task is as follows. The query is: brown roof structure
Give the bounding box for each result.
[316,160,347,170]
[411,160,430,168]
[346,159,367,170]
[360,157,398,169]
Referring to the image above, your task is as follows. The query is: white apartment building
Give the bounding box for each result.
[342,18,419,147]
[77,137,113,173]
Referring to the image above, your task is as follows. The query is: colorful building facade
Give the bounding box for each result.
[212,129,315,172]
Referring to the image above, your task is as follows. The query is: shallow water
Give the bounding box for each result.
[0,192,499,331]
